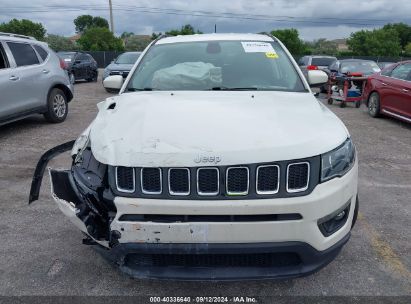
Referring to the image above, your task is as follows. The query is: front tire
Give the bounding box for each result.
[44,88,68,123]
[368,92,381,118]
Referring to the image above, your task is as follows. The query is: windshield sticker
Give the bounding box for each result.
[241,42,275,53]
[265,52,278,59]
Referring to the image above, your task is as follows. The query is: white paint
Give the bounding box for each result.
[89,91,348,167]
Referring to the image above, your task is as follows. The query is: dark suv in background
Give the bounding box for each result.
[57,51,98,83]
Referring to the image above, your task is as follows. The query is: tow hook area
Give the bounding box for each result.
[29,140,117,249]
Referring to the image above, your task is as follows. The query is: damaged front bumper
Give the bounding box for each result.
[29,141,354,281]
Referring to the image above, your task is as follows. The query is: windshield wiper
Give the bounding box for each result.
[128,87,158,91]
[211,86,258,91]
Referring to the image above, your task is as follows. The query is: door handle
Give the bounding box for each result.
[381,82,388,86]
[9,75,19,81]
[42,69,50,74]
[402,88,409,93]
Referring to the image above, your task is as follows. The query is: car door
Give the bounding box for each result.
[383,63,411,119]
[0,41,20,121]
[1,41,42,116]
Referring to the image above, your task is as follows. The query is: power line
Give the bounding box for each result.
[1,4,402,26]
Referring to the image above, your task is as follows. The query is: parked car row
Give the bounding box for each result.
[298,55,411,123]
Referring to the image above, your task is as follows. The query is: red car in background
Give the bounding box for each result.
[364,61,411,123]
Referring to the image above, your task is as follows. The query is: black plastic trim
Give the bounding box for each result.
[95,233,350,281]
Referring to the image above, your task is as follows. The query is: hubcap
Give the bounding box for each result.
[53,94,66,118]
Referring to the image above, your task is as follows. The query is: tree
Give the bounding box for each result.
[0,18,46,40]
[124,35,152,51]
[45,34,76,51]
[405,42,411,56]
[270,28,309,55]
[74,15,109,33]
[77,27,124,51]
[383,23,411,50]
[166,24,202,36]
[121,31,134,39]
[307,38,338,55]
[347,28,402,56]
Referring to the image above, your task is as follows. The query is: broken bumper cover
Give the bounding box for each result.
[95,235,349,281]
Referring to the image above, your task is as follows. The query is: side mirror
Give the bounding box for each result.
[103,75,124,90]
[307,70,328,87]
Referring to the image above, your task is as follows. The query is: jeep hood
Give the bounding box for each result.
[90,91,348,167]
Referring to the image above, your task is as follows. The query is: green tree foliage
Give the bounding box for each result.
[121,31,134,39]
[45,34,76,51]
[124,35,152,51]
[405,42,411,56]
[77,27,124,51]
[74,15,109,33]
[382,23,411,49]
[347,28,402,56]
[270,28,309,55]
[0,18,46,40]
[166,24,202,36]
[306,38,338,55]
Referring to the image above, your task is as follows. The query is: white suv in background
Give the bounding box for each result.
[30,33,358,280]
[0,32,73,125]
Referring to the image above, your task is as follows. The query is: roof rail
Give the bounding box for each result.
[0,32,36,40]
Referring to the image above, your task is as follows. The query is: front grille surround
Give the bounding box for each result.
[110,156,319,200]
[286,162,310,193]
[115,167,136,193]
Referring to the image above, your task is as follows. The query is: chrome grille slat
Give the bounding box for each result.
[286,162,310,193]
[115,167,135,193]
[197,168,219,196]
[256,165,280,195]
[226,167,249,196]
[141,168,162,194]
[168,168,190,196]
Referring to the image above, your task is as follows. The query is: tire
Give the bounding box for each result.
[351,196,359,229]
[43,88,68,123]
[355,100,361,108]
[368,92,381,118]
[87,70,98,82]
[327,98,333,105]
[340,101,346,108]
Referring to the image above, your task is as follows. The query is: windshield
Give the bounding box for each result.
[341,61,381,75]
[115,52,140,64]
[126,40,306,92]
[312,57,336,66]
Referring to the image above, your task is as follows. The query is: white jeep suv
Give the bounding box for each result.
[30,33,358,280]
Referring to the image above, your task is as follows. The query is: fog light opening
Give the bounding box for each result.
[318,200,351,237]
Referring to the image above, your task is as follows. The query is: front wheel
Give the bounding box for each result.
[44,88,68,123]
[368,92,381,118]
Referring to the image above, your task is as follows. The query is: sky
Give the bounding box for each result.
[1,0,410,41]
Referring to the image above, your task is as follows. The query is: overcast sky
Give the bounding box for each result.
[1,0,410,40]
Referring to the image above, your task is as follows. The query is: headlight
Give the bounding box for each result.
[321,138,355,182]
[71,126,91,160]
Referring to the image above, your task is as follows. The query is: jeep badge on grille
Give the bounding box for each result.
[194,155,221,164]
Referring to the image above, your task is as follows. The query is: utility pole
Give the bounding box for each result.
[109,0,114,33]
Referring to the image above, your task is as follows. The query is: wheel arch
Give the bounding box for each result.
[48,83,74,103]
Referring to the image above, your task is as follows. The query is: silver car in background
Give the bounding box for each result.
[0,32,73,125]
[103,51,141,92]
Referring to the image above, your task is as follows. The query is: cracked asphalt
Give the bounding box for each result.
[0,74,410,298]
